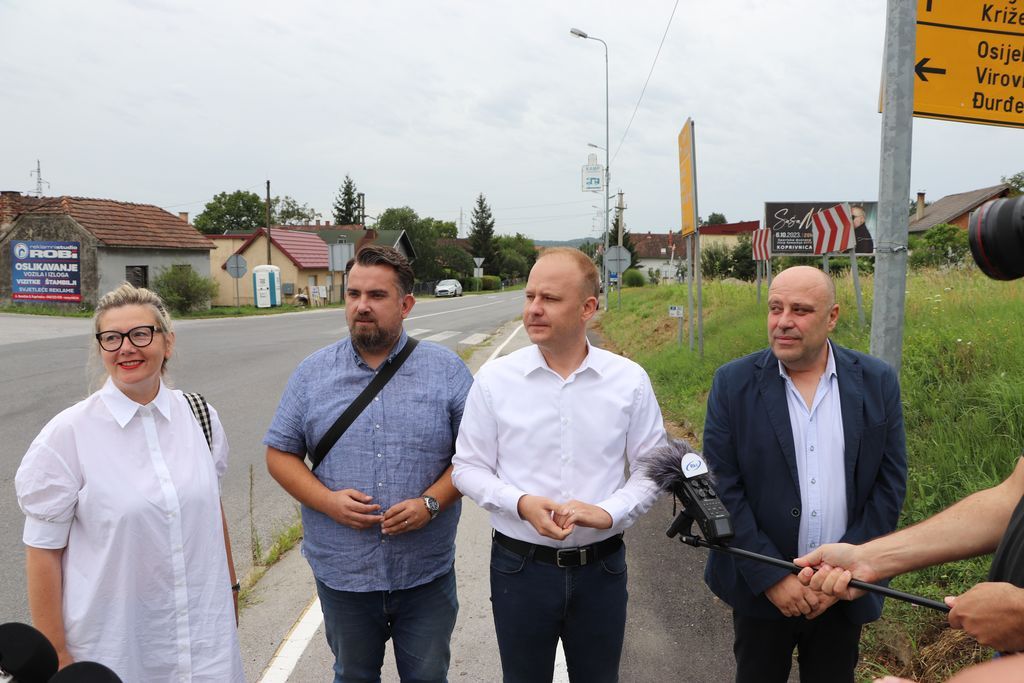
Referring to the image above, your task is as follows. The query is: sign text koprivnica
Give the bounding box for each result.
[914,0,1024,128]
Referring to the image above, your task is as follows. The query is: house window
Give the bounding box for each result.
[126,266,148,288]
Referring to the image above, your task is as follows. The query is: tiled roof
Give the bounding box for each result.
[234,228,328,269]
[630,232,688,259]
[13,196,212,250]
[699,220,760,235]
[908,184,1010,233]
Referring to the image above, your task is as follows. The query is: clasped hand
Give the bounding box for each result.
[324,488,430,535]
[517,495,612,540]
[764,574,837,619]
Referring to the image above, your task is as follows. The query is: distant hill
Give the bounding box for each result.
[533,237,599,248]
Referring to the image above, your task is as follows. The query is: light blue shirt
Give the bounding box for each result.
[264,332,473,592]
[778,340,847,557]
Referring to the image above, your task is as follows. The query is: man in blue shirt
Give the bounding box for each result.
[265,245,473,683]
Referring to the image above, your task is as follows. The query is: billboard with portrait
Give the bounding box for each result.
[764,201,878,256]
[11,240,82,302]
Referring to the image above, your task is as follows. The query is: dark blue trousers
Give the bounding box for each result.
[489,539,628,683]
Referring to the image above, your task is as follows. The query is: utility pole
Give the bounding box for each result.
[265,180,272,266]
[871,0,916,372]
[30,160,49,197]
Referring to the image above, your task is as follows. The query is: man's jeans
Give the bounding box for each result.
[315,569,458,683]
[490,540,628,683]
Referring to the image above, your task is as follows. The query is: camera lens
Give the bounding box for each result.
[969,195,1024,281]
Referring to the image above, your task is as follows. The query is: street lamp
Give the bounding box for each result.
[571,26,610,311]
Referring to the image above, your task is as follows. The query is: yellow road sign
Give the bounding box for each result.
[914,0,1024,128]
[678,118,698,237]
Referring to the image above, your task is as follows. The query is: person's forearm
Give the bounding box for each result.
[266,447,333,514]
[423,464,461,511]
[866,478,1018,578]
[26,546,70,666]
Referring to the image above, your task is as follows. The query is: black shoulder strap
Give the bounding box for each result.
[310,337,419,471]
[184,392,213,453]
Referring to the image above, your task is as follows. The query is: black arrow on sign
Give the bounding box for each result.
[915,57,946,82]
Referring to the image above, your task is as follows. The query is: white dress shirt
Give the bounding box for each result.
[452,342,667,547]
[778,341,847,557]
[16,379,245,683]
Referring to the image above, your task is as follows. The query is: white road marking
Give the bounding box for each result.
[458,333,488,346]
[422,330,459,342]
[257,597,324,683]
[405,328,431,338]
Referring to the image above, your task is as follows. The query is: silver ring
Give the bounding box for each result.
[404,520,409,526]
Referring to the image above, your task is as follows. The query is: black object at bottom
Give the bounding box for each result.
[666,509,950,613]
[493,531,623,568]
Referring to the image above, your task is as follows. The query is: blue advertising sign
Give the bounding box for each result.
[11,241,82,302]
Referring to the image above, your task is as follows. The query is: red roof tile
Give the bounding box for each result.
[234,228,328,269]
[11,195,212,250]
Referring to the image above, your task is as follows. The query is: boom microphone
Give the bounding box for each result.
[643,439,733,542]
[0,622,58,683]
[642,441,951,613]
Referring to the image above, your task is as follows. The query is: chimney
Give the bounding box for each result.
[316,219,321,226]
[178,212,189,223]
[1,191,22,227]
[916,191,926,221]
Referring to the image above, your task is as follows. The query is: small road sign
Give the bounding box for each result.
[669,305,685,318]
[226,254,247,279]
[605,246,631,275]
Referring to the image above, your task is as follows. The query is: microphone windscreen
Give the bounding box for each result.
[48,661,123,683]
[0,622,58,683]
[641,438,697,493]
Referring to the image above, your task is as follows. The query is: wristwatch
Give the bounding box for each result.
[423,496,440,520]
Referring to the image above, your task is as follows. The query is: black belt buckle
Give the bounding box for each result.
[556,547,588,568]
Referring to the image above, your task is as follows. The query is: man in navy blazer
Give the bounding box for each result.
[703,266,906,683]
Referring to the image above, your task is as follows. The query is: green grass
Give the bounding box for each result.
[0,303,94,317]
[598,268,1024,681]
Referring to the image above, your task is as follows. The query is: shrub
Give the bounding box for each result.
[463,276,482,292]
[909,223,969,270]
[152,265,218,314]
[622,269,646,287]
[481,275,502,291]
[647,268,661,285]
[701,242,732,279]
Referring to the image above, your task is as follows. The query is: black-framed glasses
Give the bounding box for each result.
[95,325,162,352]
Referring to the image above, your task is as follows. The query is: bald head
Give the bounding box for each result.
[770,266,836,308]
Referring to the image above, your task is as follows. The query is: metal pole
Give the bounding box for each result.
[265,180,272,267]
[687,235,694,351]
[850,249,866,327]
[871,0,915,371]
[601,38,610,312]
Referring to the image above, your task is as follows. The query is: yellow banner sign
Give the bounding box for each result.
[678,118,698,237]
[914,0,1024,128]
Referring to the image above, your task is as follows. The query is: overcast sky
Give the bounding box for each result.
[3,1,1023,242]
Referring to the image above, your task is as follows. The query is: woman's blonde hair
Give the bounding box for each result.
[90,283,175,385]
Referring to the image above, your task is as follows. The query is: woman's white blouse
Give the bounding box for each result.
[16,379,245,682]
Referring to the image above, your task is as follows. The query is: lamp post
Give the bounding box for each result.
[571,27,610,311]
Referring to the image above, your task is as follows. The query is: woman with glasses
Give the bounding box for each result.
[15,282,245,682]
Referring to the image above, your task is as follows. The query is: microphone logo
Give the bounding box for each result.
[680,452,709,479]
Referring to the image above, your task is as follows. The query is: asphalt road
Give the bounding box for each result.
[0,290,524,625]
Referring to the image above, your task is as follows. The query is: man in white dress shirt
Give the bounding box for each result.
[452,247,667,683]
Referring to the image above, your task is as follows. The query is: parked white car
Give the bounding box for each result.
[434,279,463,297]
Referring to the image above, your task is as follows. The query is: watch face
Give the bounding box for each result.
[424,496,439,517]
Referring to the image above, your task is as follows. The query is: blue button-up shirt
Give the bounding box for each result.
[264,333,473,592]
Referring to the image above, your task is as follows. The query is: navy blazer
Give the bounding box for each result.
[702,343,907,623]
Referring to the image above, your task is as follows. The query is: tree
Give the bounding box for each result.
[703,212,728,226]
[1002,170,1024,196]
[193,190,266,234]
[152,265,218,313]
[468,193,496,274]
[493,233,537,271]
[494,248,530,280]
[274,196,320,225]
[375,208,457,282]
[909,223,970,269]
[333,175,360,224]
[437,244,475,278]
[729,234,757,281]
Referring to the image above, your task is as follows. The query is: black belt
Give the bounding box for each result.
[493,531,623,568]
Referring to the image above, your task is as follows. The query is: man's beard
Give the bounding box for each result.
[351,320,401,355]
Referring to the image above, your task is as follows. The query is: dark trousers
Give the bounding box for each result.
[732,608,862,683]
[315,569,458,683]
[489,539,628,683]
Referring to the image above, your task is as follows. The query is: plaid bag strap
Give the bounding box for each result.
[183,392,214,453]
